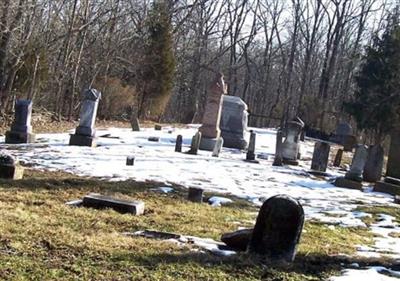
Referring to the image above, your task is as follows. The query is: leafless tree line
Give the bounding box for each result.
[0,0,394,130]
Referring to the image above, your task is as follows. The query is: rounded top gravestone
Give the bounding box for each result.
[0,154,16,166]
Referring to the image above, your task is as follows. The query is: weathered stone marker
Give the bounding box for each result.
[334,145,368,190]
[282,121,304,165]
[126,156,135,166]
[246,131,256,160]
[220,95,248,149]
[199,73,226,151]
[212,137,224,157]
[5,99,36,144]
[69,89,101,147]
[187,131,201,155]
[82,193,144,215]
[154,124,162,131]
[188,187,203,203]
[363,144,384,182]
[0,154,24,179]
[175,135,183,152]
[272,130,283,166]
[374,130,400,195]
[148,137,159,142]
[221,228,253,251]
[310,142,330,172]
[130,107,140,131]
[333,149,343,167]
[248,195,304,263]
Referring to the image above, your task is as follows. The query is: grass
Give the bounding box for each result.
[0,169,395,280]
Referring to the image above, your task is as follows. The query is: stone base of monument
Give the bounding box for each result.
[308,170,329,177]
[69,134,97,147]
[0,164,24,179]
[334,177,365,191]
[82,193,144,215]
[221,132,248,149]
[199,137,218,151]
[5,131,36,144]
[374,180,400,196]
[283,159,299,166]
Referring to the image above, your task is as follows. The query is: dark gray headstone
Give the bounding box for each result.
[126,156,135,166]
[130,107,140,131]
[345,145,368,182]
[272,130,283,166]
[220,96,248,149]
[333,149,343,167]
[248,195,304,263]
[221,228,252,251]
[82,193,144,215]
[175,135,183,152]
[5,99,36,143]
[363,144,384,182]
[311,142,330,172]
[187,132,201,155]
[336,122,353,136]
[188,187,203,203]
[246,131,256,161]
[386,130,400,179]
[154,124,162,130]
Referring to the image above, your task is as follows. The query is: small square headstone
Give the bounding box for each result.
[154,124,162,130]
[126,156,135,166]
[0,154,24,180]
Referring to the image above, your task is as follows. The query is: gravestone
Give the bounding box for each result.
[69,89,101,147]
[374,130,400,195]
[154,124,162,130]
[331,122,356,151]
[245,131,258,163]
[333,149,343,167]
[5,99,36,144]
[0,154,24,179]
[272,130,283,166]
[334,145,368,190]
[82,193,144,215]
[188,187,203,203]
[220,95,248,149]
[310,142,330,172]
[212,137,224,157]
[126,156,135,166]
[281,121,304,165]
[148,137,159,142]
[247,195,304,263]
[130,107,140,131]
[175,135,183,152]
[363,144,384,182]
[187,131,201,155]
[199,73,226,151]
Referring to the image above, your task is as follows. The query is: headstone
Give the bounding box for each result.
[331,122,356,151]
[188,187,203,203]
[247,195,304,263]
[245,131,258,163]
[154,124,162,130]
[310,142,330,172]
[175,135,183,152]
[363,144,384,182]
[333,149,343,167]
[126,156,135,166]
[334,145,368,190]
[0,154,24,179]
[148,137,159,142]
[281,121,304,165]
[187,131,201,155]
[130,107,140,131]
[212,137,224,157]
[395,195,400,204]
[272,130,283,166]
[220,95,248,149]
[221,228,253,251]
[374,130,400,195]
[198,73,226,151]
[82,193,144,215]
[5,99,36,144]
[69,89,101,147]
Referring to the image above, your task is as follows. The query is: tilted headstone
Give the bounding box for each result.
[187,131,201,155]
[310,142,330,172]
[175,135,183,152]
[333,149,343,167]
[5,99,36,144]
[272,130,283,166]
[363,144,384,182]
[130,107,140,131]
[82,193,144,215]
[0,154,24,179]
[248,195,304,263]
[212,137,224,157]
[345,144,368,182]
[246,131,256,161]
[281,121,304,165]
[220,95,248,149]
[198,73,226,151]
[69,89,101,147]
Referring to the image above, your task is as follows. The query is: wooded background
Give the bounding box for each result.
[0,0,395,132]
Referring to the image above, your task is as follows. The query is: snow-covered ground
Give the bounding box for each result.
[0,125,399,280]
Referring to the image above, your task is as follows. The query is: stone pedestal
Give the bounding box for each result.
[5,99,35,144]
[334,177,364,191]
[199,73,226,151]
[0,164,24,179]
[69,89,101,147]
[220,96,248,149]
[374,180,400,196]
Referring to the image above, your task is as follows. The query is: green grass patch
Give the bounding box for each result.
[0,169,389,280]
